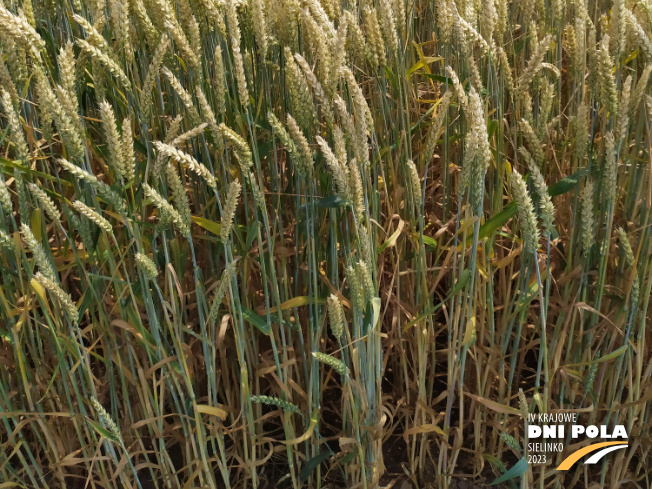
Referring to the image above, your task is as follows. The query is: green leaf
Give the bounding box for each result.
[317,195,346,208]
[421,73,455,87]
[421,235,437,250]
[377,227,402,253]
[483,454,518,489]
[548,169,585,196]
[489,457,529,486]
[242,309,271,335]
[245,220,259,252]
[478,202,518,241]
[192,216,221,235]
[448,269,471,297]
[87,419,120,444]
[300,450,331,482]
[384,66,397,90]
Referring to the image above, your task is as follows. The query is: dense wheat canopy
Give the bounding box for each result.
[0,0,651,487]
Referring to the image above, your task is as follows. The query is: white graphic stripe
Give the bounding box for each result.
[584,444,628,464]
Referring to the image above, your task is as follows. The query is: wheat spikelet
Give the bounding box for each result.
[630,65,652,117]
[77,39,132,90]
[406,160,422,210]
[28,184,61,226]
[0,178,12,214]
[519,119,545,166]
[250,395,301,414]
[135,252,158,281]
[316,136,351,202]
[501,432,521,453]
[327,293,345,340]
[516,35,553,95]
[346,264,364,312]
[0,229,16,253]
[213,46,227,116]
[71,201,113,234]
[161,67,200,123]
[0,56,19,108]
[312,352,349,376]
[218,123,253,170]
[294,53,334,127]
[1,88,28,160]
[34,272,79,327]
[171,123,208,148]
[616,227,640,306]
[580,179,595,256]
[164,20,200,71]
[140,34,168,117]
[284,47,315,128]
[207,262,236,322]
[58,159,126,215]
[286,115,314,178]
[0,5,44,56]
[90,397,123,443]
[220,180,241,243]
[225,0,250,106]
[100,100,126,178]
[616,75,632,142]
[424,91,453,164]
[519,149,555,235]
[596,35,618,114]
[511,170,540,255]
[142,183,189,236]
[153,141,216,187]
[364,7,386,67]
[166,164,191,230]
[22,223,58,282]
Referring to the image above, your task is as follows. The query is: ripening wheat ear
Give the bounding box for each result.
[135,253,158,281]
[220,181,241,244]
[316,136,351,202]
[580,179,595,256]
[142,183,190,236]
[511,170,540,255]
[519,149,555,235]
[207,262,237,323]
[21,223,58,283]
[0,178,12,214]
[327,294,346,340]
[100,100,126,178]
[286,115,314,178]
[616,227,640,306]
[153,141,216,188]
[77,40,132,91]
[218,123,253,170]
[225,0,250,107]
[28,184,61,226]
[1,88,29,160]
[34,272,78,327]
[406,160,422,210]
[70,201,113,235]
[0,5,45,56]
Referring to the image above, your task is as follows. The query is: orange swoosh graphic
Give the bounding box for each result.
[556,442,628,470]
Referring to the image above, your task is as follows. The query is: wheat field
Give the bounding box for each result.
[0,0,651,487]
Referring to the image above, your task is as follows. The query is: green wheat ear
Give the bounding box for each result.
[501,432,522,454]
[312,352,349,377]
[250,395,301,415]
[91,397,123,444]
